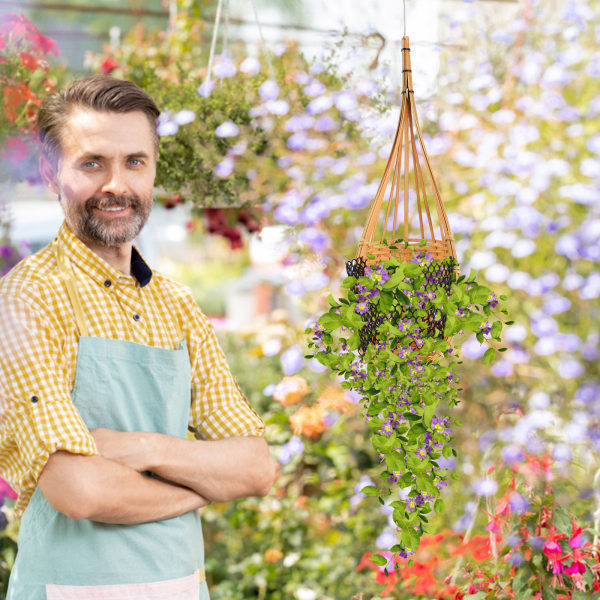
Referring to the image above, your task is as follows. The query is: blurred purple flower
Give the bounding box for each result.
[240,56,260,75]
[314,115,336,131]
[277,436,305,465]
[559,359,584,379]
[215,120,240,138]
[474,479,498,497]
[214,156,234,178]
[304,80,326,96]
[306,96,333,115]
[273,204,299,226]
[501,444,524,464]
[173,109,195,125]
[287,132,307,151]
[542,295,571,315]
[266,100,290,115]
[356,79,378,96]
[285,114,315,132]
[285,280,305,296]
[197,80,215,97]
[376,528,398,550]
[304,271,329,291]
[281,345,304,375]
[299,228,330,253]
[492,361,513,378]
[157,119,178,137]
[575,382,600,404]
[213,57,236,78]
[461,336,486,359]
[552,443,572,462]
[259,79,279,101]
[509,492,529,514]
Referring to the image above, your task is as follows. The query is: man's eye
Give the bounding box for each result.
[129,159,143,166]
[83,161,99,168]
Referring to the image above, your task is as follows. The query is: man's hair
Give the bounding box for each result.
[37,74,161,166]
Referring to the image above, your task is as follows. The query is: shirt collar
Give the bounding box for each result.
[56,221,153,288]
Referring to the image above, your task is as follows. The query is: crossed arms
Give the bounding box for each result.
[39,432,276,524]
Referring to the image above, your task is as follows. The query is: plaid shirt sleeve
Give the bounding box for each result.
[181,293,265,440]
[0,287,98,516]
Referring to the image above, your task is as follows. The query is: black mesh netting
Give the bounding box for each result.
[345,255,457,355]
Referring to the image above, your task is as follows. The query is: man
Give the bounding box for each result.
[0,74,276,599]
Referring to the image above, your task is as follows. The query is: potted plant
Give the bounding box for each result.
[307,239,511,563]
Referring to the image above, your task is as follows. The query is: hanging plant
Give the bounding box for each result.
[307,35,513,565]
[307,241,509,561]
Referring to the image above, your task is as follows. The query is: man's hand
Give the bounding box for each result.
[90,428,155,473]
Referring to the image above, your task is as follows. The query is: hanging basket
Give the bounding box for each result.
[346,36,458,355]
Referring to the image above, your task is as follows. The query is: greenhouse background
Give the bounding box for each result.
[1,0,599,598]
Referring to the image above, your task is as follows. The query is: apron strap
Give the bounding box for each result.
[54,241,90,338]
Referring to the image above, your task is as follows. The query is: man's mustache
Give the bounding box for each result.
[85,196,141,211]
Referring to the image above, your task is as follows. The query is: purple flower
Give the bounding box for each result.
[473,479,498,497]
[213,57,236,79]
[508,492,529,514]
[415,446,428,460]
[306,95,333,115]
[559,359,584,379]
[259,79,279,101]
[214,156,234,178]
[215,120,240,138]
[280,345,304,375]
[479,320,491,335]
[286,132,307,151]
[239,56,260,75]
[365,265,390,285]
[298,228,329,253]
[197,80,215,97]
[501,444,524,464]
[173,109,195,125]
[277,436,305,465]
[355,301,369,315]
[380,421,394,436]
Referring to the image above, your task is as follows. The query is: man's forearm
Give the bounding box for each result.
[146,435,276,502]
[39,451,209,524]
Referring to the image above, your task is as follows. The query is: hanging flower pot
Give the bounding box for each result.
[307,37,512,564]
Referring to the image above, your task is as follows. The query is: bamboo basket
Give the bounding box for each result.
[347,36,458,355]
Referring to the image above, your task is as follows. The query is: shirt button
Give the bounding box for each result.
[133,313,141,321]
[104,280,112,288]
[31,395,39,403]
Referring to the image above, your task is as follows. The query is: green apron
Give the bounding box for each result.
[7,242,209,599]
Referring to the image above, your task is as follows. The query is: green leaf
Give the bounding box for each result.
[318,313,342,331]
[512,564,533,594]
[369,553,388,566]
[360,485,379,497]
[553,506,571,532]
[434,499,445,514]
[491,320,502,339]
[327,294,340,308]
[341,276,357,289]
[483,348,495,365]
[423,403,435,429]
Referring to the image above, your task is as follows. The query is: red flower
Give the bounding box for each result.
[101,57,119,74]
[19,51,38,71]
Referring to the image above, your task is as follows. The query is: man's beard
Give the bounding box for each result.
[66,195,152,247]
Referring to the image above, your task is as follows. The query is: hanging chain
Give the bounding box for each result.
[205,0,224,86]
[403,0,406,38]
[250,0,275,79]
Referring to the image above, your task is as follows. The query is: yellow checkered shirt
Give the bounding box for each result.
[0,222,264,517]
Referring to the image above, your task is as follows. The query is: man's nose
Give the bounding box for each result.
[101,166,129,196]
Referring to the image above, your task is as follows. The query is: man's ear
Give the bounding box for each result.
[39,154,60,195]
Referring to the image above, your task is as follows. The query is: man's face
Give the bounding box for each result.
[46,107,157,247]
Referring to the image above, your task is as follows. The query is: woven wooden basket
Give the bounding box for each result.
[355,36,456,265]
[347,37,458,356]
